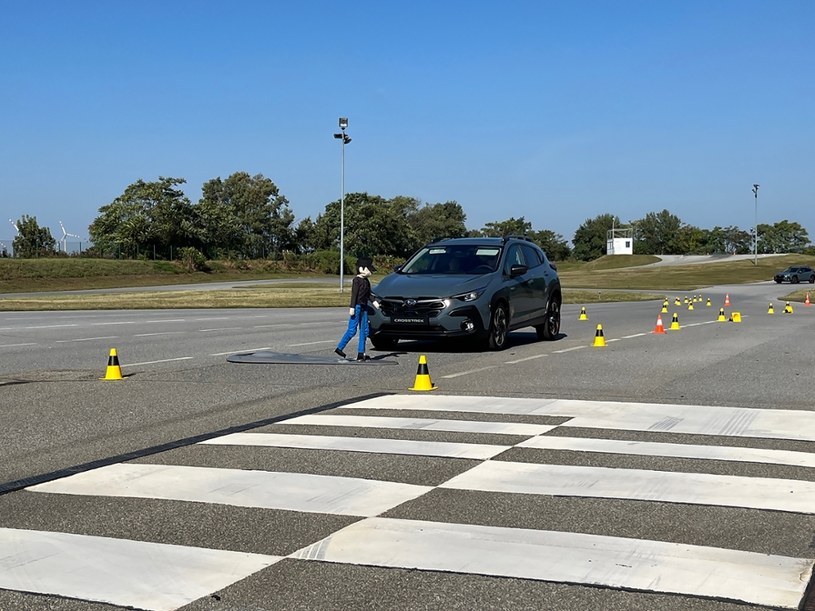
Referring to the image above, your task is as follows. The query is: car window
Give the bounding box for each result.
[503,244,525,274]
[521,244,543,268]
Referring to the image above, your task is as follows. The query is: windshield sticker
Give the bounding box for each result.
[475,248,500,256]
[429,248,447,255]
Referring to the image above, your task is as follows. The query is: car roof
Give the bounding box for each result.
[429,236,537,247]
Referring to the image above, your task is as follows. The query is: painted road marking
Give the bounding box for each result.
[282,414,557,436]
[0,527,279,611]
[440,460,815,514]
[55,336,118,343]
[288,340,335,346]
[125,357,194,366]
[292,517,813,609]
[346,395,815,442]
[27,463,431,517]
[504,354,546,364]
[200,432,509,460]
[518,435,815,468]
[440,366,496,379]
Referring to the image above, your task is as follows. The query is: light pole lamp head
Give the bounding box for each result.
[753,184,760,195]
[339,117,348,130]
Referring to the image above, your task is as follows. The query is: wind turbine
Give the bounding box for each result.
[59,221,81,253]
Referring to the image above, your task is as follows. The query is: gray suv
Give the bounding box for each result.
[369,236,562,350]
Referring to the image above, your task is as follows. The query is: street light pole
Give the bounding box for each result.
[334,117,351,292]
[752,183,759,266]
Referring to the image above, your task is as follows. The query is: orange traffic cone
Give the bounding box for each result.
[724,293,731,307]
[101,348,124,380]
[409,355,436,391]
[652,314,666,334]
[805,293,811,307]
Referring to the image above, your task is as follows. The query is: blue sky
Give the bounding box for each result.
[1,1,813,247]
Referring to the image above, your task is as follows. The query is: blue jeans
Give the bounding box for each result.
[337,304,368,355]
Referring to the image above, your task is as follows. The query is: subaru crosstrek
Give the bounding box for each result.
[368,236,561,350]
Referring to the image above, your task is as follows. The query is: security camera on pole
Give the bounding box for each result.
[333,117,352,292]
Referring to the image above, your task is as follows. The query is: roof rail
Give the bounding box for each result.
[502,234,534,243]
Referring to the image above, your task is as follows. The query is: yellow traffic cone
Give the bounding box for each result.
[684,296,689,304]
[729,311,742,323]
[783,302,794,314]
[102,348,124,380]
[592,324,606,347]
[669,312,680,330]
[687,301,694,311]
[706,298,712,307]
[674,297,681,306]
[717,308,727,322]
[661,300,668,314]
[409,355,436,391]
[579,306,588,321]
[767,302,774,315]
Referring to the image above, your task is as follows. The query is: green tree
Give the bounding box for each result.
[199,172,294,258]
[89,177,198,258]
[477,217,533,237]
[11,215,56,258]
[528,229,571,261]
[408,200,467,246]
[572,213,619,261]
[311,193,420,260]
[758,220,810,254]
[632,210,683,255]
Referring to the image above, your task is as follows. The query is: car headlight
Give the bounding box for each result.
[451,288,486,302]
[371,294,381,309]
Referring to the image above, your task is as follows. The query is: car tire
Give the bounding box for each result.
[370,336,397,350]
[536,299,561,341]
[809,276,815,284]
[792,276,799,284]
[486,302,508,350]
[775,279,782,284]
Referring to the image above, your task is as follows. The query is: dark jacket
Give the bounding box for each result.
[349,275,372,308]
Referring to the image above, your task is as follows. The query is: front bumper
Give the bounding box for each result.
[370,305,488,339]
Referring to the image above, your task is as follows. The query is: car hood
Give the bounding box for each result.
[373,273,487,298]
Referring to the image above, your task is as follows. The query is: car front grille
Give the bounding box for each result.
[379,297,446,318]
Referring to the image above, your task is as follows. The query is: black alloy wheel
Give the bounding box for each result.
[487,303,508,350]
[792,276,800,284]
[536,299,561,341]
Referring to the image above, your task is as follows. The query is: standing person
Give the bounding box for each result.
[335,257,376,361]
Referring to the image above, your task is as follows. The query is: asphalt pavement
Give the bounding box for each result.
[0,280,813,610]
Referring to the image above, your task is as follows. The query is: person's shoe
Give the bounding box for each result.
[356,353,370,361]
[334,348,346,358]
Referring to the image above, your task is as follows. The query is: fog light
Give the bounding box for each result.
[461,320,475,333]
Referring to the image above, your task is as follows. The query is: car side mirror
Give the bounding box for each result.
[393,264,403,272]
[510,264,528,278]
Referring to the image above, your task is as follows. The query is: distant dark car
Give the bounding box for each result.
[773,266,815,284]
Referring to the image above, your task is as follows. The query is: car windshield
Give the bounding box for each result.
[400,245,501,275]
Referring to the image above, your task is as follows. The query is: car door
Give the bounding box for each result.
[502,243,535,325]
[521,244,553,322]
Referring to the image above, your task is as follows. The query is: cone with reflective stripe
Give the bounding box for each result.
[661,300,668,314]
[669,312,680,330]
[579,306,588,321]
[706,298,712,307]
[805,293,811,307]
[674,297,680,306]
[724,293,731,306]
[783,301,793,314]
[102,348,124,380]
[687,300,694,311]
[717,308,727,322]
[592,324,606,347]
[409,354,436,391]
[767,302,774,315]
[652,314,666,334]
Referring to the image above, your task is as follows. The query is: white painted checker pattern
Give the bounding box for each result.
[200,432,509,460]
[440,460,815,514]
[0,527,279,611]
[28,463,431,516]
[519,435,815,468]
[292,517,814,609]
